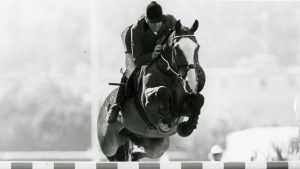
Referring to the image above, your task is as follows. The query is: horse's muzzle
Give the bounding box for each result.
[183,80,197,94]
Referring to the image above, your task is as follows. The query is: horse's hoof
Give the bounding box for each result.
[177,122,195,137]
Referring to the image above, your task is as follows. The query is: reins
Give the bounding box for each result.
[160,54,183,80]
[160,34,197,80]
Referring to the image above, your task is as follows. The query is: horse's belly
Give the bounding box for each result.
[122,98,184,138]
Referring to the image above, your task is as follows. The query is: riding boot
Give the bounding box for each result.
[107,75,128,124]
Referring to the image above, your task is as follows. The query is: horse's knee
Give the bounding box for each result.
[192,93,204,108]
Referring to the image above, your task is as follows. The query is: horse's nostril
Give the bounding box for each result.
[183,80,194,94]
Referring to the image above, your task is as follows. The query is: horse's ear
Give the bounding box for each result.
[190,20,199,33]
[175,20,181,33]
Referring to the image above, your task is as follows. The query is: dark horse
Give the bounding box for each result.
[98,20,205,161]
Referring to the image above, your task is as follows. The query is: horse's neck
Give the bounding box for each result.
[156,56,176,77]
[158,46,177,75]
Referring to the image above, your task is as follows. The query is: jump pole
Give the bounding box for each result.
[0,161,300,169]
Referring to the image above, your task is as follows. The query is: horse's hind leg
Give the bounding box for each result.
[99,123,127,157]
[98,99,127,157]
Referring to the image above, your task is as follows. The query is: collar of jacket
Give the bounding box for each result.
[143,15,167,30]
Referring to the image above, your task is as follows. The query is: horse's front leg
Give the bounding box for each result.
[145,86,172,125]
[177,93,204,137]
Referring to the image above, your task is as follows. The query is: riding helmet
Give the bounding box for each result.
[146,1,163,23]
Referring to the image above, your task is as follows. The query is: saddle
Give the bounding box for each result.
[124,66,160,129]
[125,66,147,99]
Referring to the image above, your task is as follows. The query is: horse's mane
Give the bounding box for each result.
[160,22,197,48]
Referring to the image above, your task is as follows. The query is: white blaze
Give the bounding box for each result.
[177,38,198,93]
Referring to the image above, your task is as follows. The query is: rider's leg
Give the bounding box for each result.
[107,25,134,124]
[122,25,135,78]
[107,52,135,124]
[107,75,128,124]
[125,54,136,78]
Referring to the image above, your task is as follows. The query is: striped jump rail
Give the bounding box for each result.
[0,161,300,169]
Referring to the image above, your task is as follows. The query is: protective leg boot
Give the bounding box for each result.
[107,75,127,124]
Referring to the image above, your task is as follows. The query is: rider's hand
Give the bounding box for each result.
[152,44,162,60]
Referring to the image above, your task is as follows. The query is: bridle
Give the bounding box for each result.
[160,34,199,80]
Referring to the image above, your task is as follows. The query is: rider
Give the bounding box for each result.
[107,1,177,123]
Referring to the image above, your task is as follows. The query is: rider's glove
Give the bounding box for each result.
[152,44,162,60]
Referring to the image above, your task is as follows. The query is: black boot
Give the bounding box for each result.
[107,75,127,124]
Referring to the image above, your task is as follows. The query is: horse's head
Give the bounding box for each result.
[163,20,204,94]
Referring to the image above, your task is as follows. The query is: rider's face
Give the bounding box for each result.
[147,22,162,33]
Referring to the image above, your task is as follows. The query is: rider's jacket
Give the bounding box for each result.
[131,14,177,67]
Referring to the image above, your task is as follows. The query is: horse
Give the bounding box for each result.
[97,20,205,161]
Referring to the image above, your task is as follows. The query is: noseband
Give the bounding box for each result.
[160,34,199,80]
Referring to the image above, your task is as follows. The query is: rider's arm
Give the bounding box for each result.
[131,23,153,67]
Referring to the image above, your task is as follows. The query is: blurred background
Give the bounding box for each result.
[0,0,300,161]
